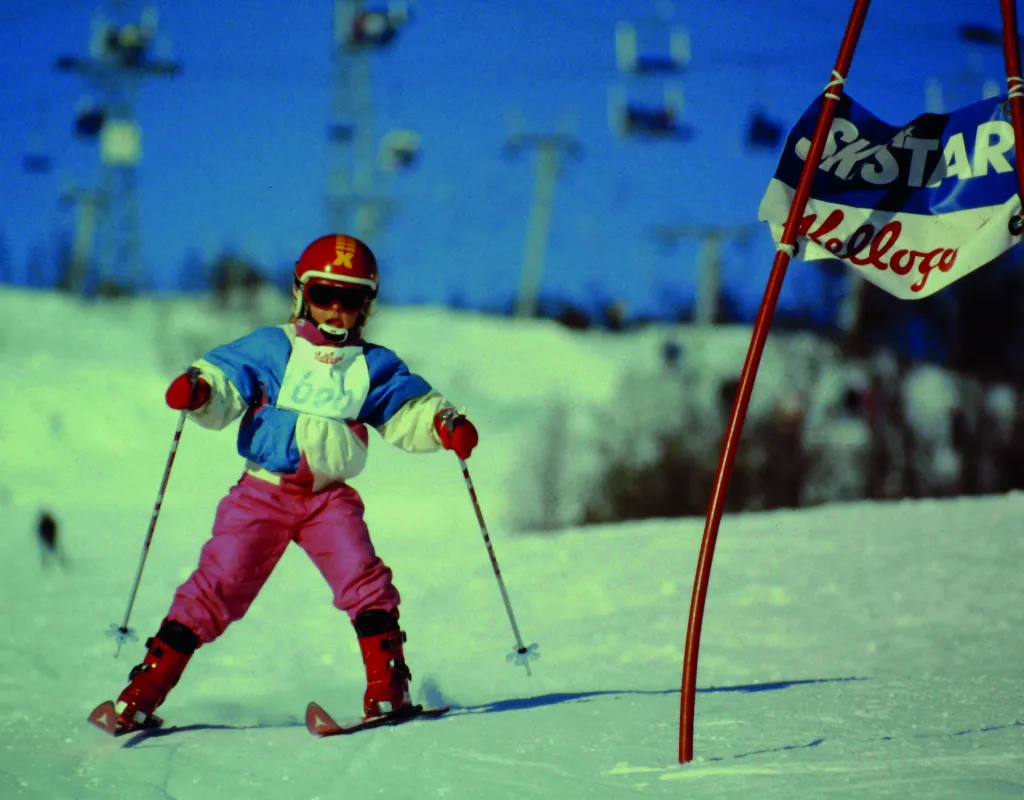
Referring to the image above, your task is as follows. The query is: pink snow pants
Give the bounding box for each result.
[167,474,400,645]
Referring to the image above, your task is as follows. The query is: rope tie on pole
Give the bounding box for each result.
[823,70,847,99]
[776,242,797,257]
[1008,76,1024,98]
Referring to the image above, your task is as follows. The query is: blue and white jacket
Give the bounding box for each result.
[186,320,451,491]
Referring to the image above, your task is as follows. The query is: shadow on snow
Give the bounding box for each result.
[446,676,866,715]
[121,719,304,748]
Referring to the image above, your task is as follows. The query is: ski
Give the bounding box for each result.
[305,701,450,737]
[87,700,163,738]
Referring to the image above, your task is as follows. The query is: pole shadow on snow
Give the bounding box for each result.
[707,737,826,762]
[446,676,866,715]
[704,707,1024,762]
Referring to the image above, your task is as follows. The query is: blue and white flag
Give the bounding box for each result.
[758,94,1022,298]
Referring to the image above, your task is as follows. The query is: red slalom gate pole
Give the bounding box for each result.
[1000,0,1024,229]
[677,0,872,764]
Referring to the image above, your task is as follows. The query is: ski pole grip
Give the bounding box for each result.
[184,366,204,408]
[438,407,460,433]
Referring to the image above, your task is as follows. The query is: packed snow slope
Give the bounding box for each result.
[0,289,1021,799]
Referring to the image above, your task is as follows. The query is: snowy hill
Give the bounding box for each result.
[0,289,1021,799]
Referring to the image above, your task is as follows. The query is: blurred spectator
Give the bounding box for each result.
[37,510,68,569]
[210,252,264,311]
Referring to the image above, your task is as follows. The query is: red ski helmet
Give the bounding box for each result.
[292,234,379,328]
[294,233,379,294]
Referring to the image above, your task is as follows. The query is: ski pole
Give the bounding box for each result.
[443,413,538,675]
[109,368,198,657]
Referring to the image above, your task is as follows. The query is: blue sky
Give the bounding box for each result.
[0,0,1015,318]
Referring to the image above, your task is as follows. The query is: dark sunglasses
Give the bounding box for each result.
[304,283,371,311]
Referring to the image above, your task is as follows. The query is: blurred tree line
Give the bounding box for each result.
[507,244,1024,385]
[4,222,1024,384]
[0,223,283,306]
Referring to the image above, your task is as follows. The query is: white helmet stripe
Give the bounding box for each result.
[297,270,377,291]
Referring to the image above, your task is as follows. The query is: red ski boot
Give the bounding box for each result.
[114,620,198,732]
[354,610,414,719]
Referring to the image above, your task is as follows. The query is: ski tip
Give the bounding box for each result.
[87,701,119,736]
[305,702,343,736]
[88,700,164,738]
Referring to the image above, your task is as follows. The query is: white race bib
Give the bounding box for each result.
[276,338,370,421]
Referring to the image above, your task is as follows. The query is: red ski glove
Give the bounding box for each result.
[434,410,479,459]
[165,371,211,411]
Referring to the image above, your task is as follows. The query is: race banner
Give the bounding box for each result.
[758,94,1022,299]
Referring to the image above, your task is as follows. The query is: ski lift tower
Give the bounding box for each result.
[327,0,409,245]
[504,129,583,319]
[652,224,757,325]
[55,3,179,296]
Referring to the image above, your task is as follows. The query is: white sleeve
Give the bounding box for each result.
[186,358,249,430]
[376,390,451,453]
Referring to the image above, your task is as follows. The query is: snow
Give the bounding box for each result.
[1,288,1022,799]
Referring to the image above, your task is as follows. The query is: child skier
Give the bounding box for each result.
[109,233,478,734]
